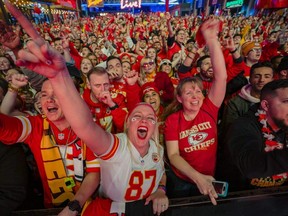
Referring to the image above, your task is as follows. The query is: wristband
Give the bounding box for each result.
[109,103,119,110]
[230,48,238,54]
[158,184,167,193]
[8,83,19,93]
[67,200,81,213]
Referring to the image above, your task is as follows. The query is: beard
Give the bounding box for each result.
[272,116,288,132]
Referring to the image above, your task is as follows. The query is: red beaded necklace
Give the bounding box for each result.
[255,109,284,152]
[256,109,287,180]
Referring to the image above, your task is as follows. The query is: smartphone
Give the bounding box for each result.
[212,181,229,197]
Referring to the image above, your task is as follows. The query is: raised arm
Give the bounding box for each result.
[202,19,227,107]
[0,73,28,116]
[4,0,111,155]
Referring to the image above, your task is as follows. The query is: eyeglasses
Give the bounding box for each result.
[141,61,155,68]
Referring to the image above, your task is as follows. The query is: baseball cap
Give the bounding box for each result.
[141,82,160,99]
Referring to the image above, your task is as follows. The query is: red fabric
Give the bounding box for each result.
[125,83,142,111]
[82,88,127,133]
[196,20,223,48]
[0,114,97,208]
[167,41,181,60]
[154,72,175,104]
[260,42,280,61]
[177,67,198,80]
[82,198,115,216]
[223,49,245,82]
[157,48,167,60]
[164,97,219,182]
[69,42,82,70]
[242,62,251,78]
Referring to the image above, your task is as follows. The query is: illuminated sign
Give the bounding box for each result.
[87,0,103,7]
[120,0,141,9]
[226,0,244,8]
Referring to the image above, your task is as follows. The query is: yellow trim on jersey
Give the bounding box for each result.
[15,116,32,142]
[101,135,119,160]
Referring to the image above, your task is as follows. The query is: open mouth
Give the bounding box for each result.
[137,126,148,139]
[191,101,199,106]
[47,107,58,113]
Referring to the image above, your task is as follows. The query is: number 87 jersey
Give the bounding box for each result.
[98,133,165,202]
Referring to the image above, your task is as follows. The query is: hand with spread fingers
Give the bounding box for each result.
[124,70,139,86]
[4,0,68,79]
[200,18,221,42]
[145,189,169,216]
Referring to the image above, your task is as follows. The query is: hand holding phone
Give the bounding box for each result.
[212,181,229,197]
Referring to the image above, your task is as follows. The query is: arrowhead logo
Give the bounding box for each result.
[188,132,208,146]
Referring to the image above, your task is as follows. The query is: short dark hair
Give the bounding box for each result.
[233,34,242,39]
[87,67,108,81]
[176,28,186,35]
[53,37,62,43]
[106,56,122,69]
[260,79,288,101]
[196,55,210,68]
[250,61,274,77]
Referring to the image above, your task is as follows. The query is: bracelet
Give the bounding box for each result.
[109,103,119,110]
[8,83,19,93]
[158,184,167,193]
[230,48,238,54]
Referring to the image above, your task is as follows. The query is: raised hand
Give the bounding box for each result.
[124,70,139,86]
[201,18,220,42]
[222,36,236,52]
[4,0,67,79]
[99,91,115,107]
[11,73,28,89]
[165,12,171,22]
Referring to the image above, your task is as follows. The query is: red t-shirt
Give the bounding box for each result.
[164,97,219,182]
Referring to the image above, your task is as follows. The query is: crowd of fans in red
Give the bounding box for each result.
[0,7,288,216]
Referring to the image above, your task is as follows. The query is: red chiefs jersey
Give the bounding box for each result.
[82,88,127,133]
[0,114,99,208]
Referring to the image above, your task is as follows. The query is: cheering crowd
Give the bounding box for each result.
[0,2,288,216]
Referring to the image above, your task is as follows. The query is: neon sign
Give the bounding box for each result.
[87,0,103,7]
[120,0,141,9]
[226,0,244,8]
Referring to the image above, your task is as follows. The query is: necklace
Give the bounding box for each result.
[48,126,79,173]
[255,109,284,152]
[255,109,288,180]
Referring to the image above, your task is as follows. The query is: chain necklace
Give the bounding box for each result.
[48,126,79,174]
